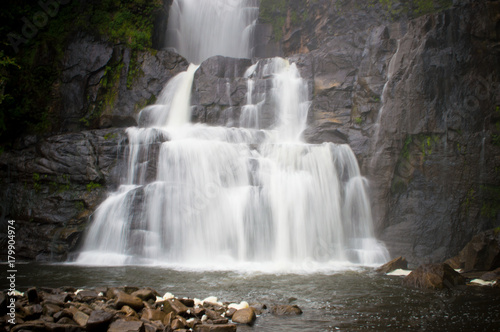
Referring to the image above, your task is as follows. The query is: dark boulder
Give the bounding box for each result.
[376,256,408,273]
[402,263,465,290]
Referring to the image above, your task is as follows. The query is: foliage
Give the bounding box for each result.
[0,0,161,145]
[354,116,363,125]
[86,181,102,192]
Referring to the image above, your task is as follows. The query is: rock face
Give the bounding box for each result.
[188,0,500,267]
[402,263,466,289]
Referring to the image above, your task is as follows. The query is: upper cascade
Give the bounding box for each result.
[165,0,259,64]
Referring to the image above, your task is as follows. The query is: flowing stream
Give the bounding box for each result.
[75,0,389,270]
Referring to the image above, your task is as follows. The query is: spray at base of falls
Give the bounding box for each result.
[76,57,389,271]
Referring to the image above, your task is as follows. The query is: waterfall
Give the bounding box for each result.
[165,0,259,64]
[75,0,388,270]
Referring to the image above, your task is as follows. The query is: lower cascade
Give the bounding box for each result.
[76,58,389,271]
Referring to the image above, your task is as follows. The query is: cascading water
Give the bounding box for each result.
[166,0,259,64]
[76,0,388,270]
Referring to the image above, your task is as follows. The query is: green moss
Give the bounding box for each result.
[354,116,363,125]
[401,135,413,160]
[480,185,500,219]
[103,132,118,140]
[86,181,102,192]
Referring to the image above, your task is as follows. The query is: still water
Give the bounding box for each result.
[4,263,500,331]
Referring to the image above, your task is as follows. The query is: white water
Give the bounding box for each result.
[165,0,258,64]
[76,0,388,271]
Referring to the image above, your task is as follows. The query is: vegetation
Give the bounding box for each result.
[0,0,162,145]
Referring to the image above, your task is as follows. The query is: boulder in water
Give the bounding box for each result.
[402,263,465,290]
[270,304,303,315]
[231,307,256,325]
[376,256,408,273]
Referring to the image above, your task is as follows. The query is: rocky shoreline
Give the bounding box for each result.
[0,286,302,332]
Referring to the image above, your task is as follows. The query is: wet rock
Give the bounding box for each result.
[53,308,73,321]
[76,290,99,302]
[141,308,166,321]
[72,310,89,327]
[11,321,46,332]
[43,303,62,317]
[231,308,256,325]
[56,317,78,325]
[448,230,500,272]
[193,324,237,332]
[121,305,139,319]
[376,256,408,274]
[23,304,43,320]
[27,288,40,304]
[86,310,114,331]
[108,319,145,332]
[44,322,83,332]
[164,298,189,316]
[225,308,236,318]
[270,304,303,316]
[403,263,466,290]
[178,298,195,307]
[205,309,223,321]
[171,316,188,329]
[480,268,500,281]
[131,289,157,302]
[45,293,73,304]
[115,292,144,311]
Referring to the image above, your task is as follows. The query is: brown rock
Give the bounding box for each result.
[171,316,188,330]
[43,303,62,317]
[108,319,145,332]
[163,311,174,326]
[231,307,256,325]
[205,309,222,321]
[131,289,157,302]
[23,304,43,320]
[86,310,114,331]
[121,305,138,315]
[141,308,166,321]
[11,321,47,332]
[480,267,500,281]
[165,298,189,316]
[115,292,144,311]
[193,324,237,332]
[27,287,40,304]
[403,263,465,290]
[194,307,206,317]
[270,304,303,315]
[72,310,89,327]
[57,317,78,325]
[178,298,195,307]
[76,290,99,302]
[54,308,73,321]
[376,256,408,273]
[44,322,83,331]
[225,308,237,318]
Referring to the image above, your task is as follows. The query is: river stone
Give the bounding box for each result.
[54,308,73,321]
[171,316,188,330]
[57,317,79,325]
[141,308,166,321]
[270,304,303,315]
[76,290,99,302]
[193,324,237,332]
[376,256,408,273]
[162,311,174,326]
[178,298,195,307]
[72,310,89,327]
[115,292,144,311]
[27,288,40,304]
[480,268,500,281]
[403,263,466,290]
[24,304,43,320]
[225,308,236,318]
[121,305,139,318]
[44,322,83,332]
[164,298,189,315]
[108,319,145,332]
[231,308,256,325]
[43,303,62,317]
[131,289,157,302]
[11,322,46,332]
[86,310,114,331]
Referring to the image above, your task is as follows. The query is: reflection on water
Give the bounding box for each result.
[2,263,500,331]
